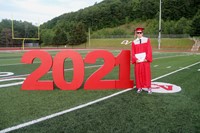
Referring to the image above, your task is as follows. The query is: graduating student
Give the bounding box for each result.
[131,27,153,94]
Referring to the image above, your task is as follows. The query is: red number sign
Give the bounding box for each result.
[115,50,133,88]
[53,50,84,90]
[21,50,134,90]
[21,51,53,90]
[84,50,115,89]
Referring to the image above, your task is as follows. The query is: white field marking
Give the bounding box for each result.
[0,62,27,66]
[121,40,132,45]
[153,65,159,67]
[179,67,190,69]
[198,69,200,71]
[152,61,200,81]
[0,78,25,88]
[1,61,200,133]
[0,72,14,77]
[166,66,172,69]
[153,54,192,60]
[0,58,20,61]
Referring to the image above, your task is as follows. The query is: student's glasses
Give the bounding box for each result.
[136,32,143,34]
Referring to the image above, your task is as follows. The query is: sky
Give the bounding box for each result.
[0,0,103,25]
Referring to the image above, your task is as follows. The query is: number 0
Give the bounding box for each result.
[53,50,84,90]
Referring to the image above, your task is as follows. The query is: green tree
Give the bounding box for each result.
[41,29,55,45]
[53,21,68,46]
[111,28,126,36]
[175,17,191,34]
[190,10,200,36]
[162,20,176,34]
[68,22,87,45]
[0,28,13,47]
[145,19,159,34]
[162,0,193,20]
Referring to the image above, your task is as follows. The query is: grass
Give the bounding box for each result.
[84,38,194,51]
[0,49,200,132]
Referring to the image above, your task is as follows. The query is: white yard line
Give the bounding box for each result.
[152,62,200,81]
[166,66,172,69]
[153,54,190,60]
[1,61,200,133]
[0,63,23,66]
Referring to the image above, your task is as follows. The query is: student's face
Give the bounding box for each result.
[136,31,143,38]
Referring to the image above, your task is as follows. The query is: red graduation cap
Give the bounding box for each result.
[135,27,144,32]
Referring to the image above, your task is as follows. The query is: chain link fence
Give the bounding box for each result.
[91,34,191,39]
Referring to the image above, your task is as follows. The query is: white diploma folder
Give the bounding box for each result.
[135,52,146,62]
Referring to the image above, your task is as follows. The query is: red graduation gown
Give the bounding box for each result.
[131,37,152,88]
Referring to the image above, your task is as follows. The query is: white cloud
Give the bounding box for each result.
[0,0,103,24]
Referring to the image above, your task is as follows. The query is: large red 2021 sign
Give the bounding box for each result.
[21,50,134,90]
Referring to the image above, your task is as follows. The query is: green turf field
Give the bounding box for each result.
[0,49,200,132]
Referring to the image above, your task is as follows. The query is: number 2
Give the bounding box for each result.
[84,50,133,90]
[21,51,53,90]
[84,50,115,89]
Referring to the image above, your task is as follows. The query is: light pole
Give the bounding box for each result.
[158,0,162,49]
[88,27,91,47]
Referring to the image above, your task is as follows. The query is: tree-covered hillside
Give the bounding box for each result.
[40,0,200,46]
[42,0,200,30]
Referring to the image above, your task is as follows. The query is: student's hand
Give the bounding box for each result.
[136,59,147,63]
[136,60,140,63]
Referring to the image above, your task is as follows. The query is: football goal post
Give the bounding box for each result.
[12,19,40,50]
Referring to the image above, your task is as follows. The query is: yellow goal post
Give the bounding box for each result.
[12,19,40,50]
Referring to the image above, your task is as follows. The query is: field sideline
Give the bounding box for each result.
[0,49,200,132]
